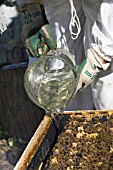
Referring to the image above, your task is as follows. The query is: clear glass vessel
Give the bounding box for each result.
[24,48,78,113]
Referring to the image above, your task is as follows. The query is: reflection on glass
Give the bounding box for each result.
[24,49,78,113]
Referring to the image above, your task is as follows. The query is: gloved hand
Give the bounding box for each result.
[17,3,57,57]
[75,48,110,93]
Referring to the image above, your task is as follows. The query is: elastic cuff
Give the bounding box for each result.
[91,43,112,62]
[90,47,110,70]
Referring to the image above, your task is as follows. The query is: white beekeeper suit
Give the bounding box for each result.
[17,0,113,110]
[83,0,113,110]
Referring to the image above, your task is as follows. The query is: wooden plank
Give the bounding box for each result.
[14,116,53,170]
[64,110,113,116]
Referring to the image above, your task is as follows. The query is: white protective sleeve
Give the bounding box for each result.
[83,0,113,110]
[92,1,113,62]
[16,0,44,6]
[83,0,113,62]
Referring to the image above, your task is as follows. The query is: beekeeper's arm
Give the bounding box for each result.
[16,0,57,57]
[76,1,113,93]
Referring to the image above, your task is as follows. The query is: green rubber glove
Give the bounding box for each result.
[18,3,57,57]
[27,24,57,57]
[75,48,110,93]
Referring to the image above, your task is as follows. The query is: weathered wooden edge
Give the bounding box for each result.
[64,110,113,116]
[14,115,52,170]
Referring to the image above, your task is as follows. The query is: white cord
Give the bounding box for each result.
[69,0,81,40]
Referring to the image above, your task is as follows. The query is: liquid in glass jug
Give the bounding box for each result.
[24,48,78,113]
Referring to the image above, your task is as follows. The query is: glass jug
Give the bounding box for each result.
[24,48,78,113]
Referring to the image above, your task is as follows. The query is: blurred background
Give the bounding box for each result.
[0,1,45,169]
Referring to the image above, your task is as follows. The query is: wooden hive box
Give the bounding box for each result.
[14,111,113,170]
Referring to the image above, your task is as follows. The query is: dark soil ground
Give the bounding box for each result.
[0,138,27,170]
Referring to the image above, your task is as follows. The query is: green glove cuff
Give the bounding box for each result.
[26,32,40,57]
[18,3,49,43]
[75,49,105,93]
[19,4,56,57]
